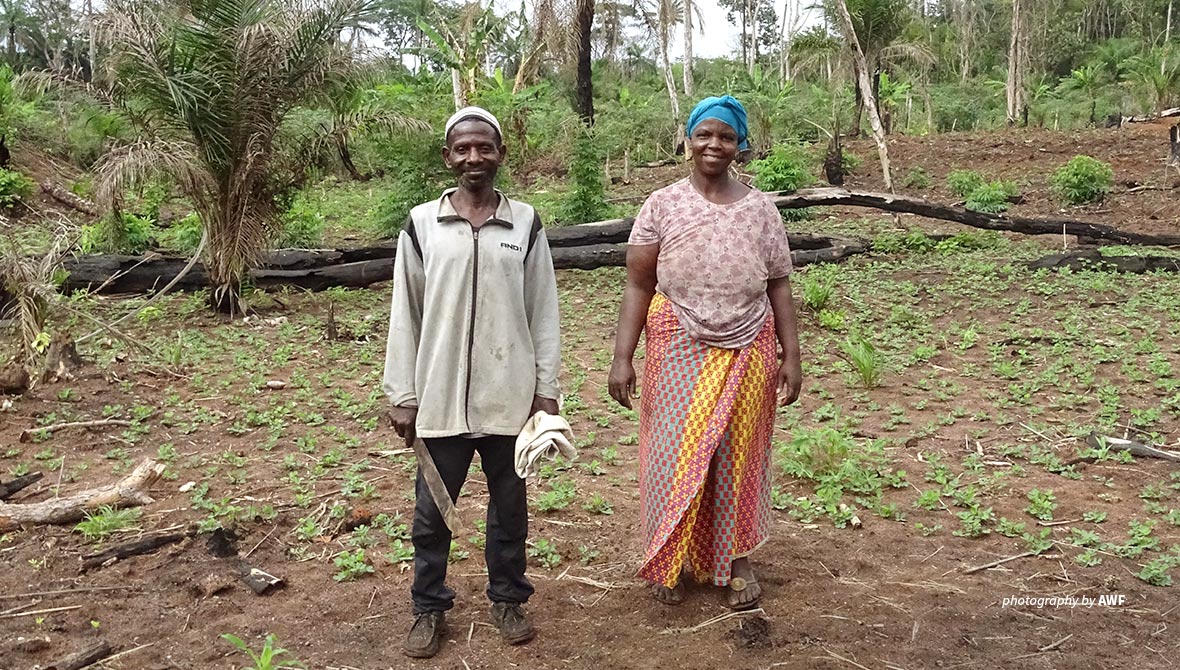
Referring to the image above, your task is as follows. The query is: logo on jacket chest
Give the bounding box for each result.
[501,242,523,252]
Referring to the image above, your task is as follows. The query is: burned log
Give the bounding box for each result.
[61,233,871,295]
[80,531,191,573]
[0,472,43,500]
[55,186,1180,296]
[1027,250,1180,273]
[45,640,112,670]
[770,188,1180,246]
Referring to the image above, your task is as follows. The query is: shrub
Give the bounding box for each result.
[79,213,155,255]
[751,143,815,221]
[901,167,931,189]
[558,129,608,225]
[0,167,35,207]
[1051,155,1114,205]
[751,143,814,192]
[946,169,985,199]
[964,181,1012,213]
[277,192,325,248]
[158,212,204,254]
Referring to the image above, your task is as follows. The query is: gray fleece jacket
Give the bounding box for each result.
[382,189,561,438]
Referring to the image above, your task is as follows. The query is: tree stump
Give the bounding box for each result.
[41,335,84,384]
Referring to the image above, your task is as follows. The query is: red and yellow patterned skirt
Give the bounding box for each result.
[637,294,777,588]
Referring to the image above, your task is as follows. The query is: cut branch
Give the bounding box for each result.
[0,458,165,532]
[20,418,133,443]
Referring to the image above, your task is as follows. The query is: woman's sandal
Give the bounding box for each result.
[726,576,762,611]
[652,581,686,605]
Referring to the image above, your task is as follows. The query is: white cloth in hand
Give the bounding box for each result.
[514,411,576,479]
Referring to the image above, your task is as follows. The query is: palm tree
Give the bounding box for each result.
[824,0,913,136]
[95,0,377,314]
[0,0,35,68]
[637,0,687,150]
[1057,64,1107,125]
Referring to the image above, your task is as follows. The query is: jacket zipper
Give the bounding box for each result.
[464,226,480,431]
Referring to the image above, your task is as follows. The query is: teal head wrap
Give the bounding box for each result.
[685,95,749,151]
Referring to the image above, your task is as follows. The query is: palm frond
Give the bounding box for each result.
[93,139,215,214]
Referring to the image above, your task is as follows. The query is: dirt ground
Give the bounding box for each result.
[3,124,1180,670]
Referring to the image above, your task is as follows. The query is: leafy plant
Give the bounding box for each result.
[527,538,562,568]
[1051,156,1114,205]
[801,271,835,312]
[750,142,815,221]
[75,505,142,541]
[221,633,306,670]
[1025,489,1057,521]
[840,335,884,388]
[901,166,931,189]
[582,493,613,515]
[332,549,374,581]
[964,181,1013,214]
[558,129,608,225]
[536,478,576,512]
[946,169,985,199]
[0,167,35,207]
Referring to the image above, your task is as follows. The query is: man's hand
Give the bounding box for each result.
[776,359,802,407]
[530,395,560,416]
[607,357,637,409]
[389,405,418,445]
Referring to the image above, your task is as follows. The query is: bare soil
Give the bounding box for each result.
[3,125,1180,670]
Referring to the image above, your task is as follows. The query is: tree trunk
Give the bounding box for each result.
[658,23,683,152]
[573,0,595,125]
[682,0,695,97]
[1006,0,1026,126]
[451,68,465,111]
[832,0,895,193]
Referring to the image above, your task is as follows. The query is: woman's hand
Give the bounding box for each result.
[776,359,802,407]
[608,357,638,409]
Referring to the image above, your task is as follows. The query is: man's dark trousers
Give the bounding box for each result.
[411,435,534,613]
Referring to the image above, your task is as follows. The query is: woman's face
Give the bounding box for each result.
[688,118,740,176]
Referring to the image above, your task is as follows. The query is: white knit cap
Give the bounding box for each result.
[445,106,503,141]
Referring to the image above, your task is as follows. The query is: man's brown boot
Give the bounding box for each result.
[490,602,535,645]
[403,611,446,658]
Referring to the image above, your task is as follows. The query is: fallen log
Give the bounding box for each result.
[45,640,112,670]
[80,530,191,573]
[769,188,1180,246]
[39,180,98,217]
[1122,107,1180,124]
[1027,250,1180,273]
[0,472,44,500]
[61,236,872,294]
[0,458,165,533]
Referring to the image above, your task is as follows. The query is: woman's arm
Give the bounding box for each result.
[767,276,802,406]
[607,243,659,409]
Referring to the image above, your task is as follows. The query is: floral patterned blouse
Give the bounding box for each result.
[629,177,793,349]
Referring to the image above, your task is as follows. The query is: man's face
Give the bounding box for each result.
[442,120,506,190]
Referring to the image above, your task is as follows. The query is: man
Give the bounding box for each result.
[382,106,561,659]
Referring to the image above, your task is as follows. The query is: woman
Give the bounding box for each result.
[607,95,802,610]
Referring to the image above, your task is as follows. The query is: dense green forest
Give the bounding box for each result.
[0,0,1177,309]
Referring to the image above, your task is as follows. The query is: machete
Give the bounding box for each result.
[411,437,465,534]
